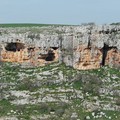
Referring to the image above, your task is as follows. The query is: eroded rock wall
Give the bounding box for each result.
[0,25,120,69]
[1,46,58,66]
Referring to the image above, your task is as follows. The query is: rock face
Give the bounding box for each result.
[0,24,120,69]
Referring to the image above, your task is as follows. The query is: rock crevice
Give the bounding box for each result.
[0,25,120,69]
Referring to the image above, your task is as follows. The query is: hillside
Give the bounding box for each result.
[0,24,120,120]
[0,62,120,120]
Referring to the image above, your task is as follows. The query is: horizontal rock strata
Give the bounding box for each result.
[0,25,120,69]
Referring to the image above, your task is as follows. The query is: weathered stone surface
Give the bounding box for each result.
[0,25,120,69]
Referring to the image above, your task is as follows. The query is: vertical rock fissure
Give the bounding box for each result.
[59,35,63,63]
[87,30,91,48]
[101,43,109,66]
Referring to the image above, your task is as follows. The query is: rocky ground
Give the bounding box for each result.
[0,62,120,120]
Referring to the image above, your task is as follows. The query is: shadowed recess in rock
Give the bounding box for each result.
[45,50,55,61]
[50,47,59,50]
[101,43,117,66]
[101,43,108,66]
[5,42,25,52]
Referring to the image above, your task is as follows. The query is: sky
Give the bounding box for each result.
[0,0,120,25]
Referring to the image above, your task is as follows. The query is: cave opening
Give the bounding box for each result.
[101,44,117,66]
[28,47,35,51]
[101,43,109,66]
[45,50,55,61]
[5,42,25,52]
[50,47,59,50]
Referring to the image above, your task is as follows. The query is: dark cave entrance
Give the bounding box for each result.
[5,42,25,52]
[38,50,55,61]
[50,47,59,50]
[101,43,108,66]
[101,43,117,66]
[45,50,55,61]
[27,47,35,51]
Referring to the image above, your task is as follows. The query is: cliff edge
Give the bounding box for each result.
[0,24,120,69]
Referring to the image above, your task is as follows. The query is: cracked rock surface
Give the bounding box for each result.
[0,25,120,70]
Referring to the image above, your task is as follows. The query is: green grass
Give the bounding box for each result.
[0,99,69,119]
[0,23,73,28]
[0,99,15,116]
[0,23,51,28]
[0,62,120,120]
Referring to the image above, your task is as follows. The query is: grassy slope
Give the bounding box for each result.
[0,62,120,120]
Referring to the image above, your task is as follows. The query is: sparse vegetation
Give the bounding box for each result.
[0,62,120,119]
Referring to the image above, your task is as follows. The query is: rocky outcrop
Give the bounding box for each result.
[0,25,120,69]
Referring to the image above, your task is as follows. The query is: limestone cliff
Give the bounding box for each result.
[0,24,120,69]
